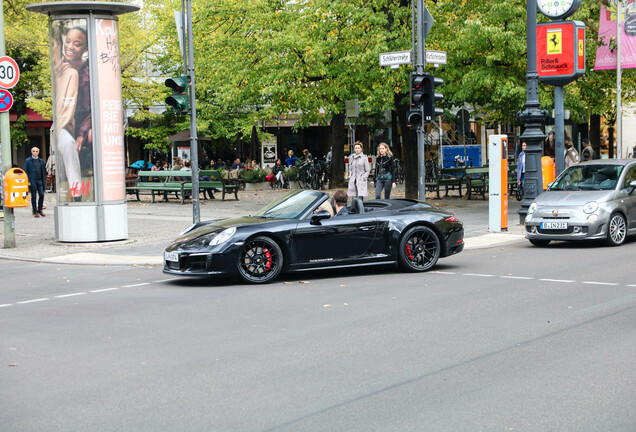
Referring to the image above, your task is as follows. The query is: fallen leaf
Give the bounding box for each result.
[283,282,293,285]
[343,303,349,306]
[323,304,332,308]
[299,281,310,284]
[339,285,345,287]
[9,363,18,367]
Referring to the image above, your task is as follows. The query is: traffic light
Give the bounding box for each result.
[422,73,443,123]
[165,75,189,114]
[407,72,426,128]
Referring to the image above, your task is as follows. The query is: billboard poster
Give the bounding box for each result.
[51,18,95,202]
[261,139,277,168]
[177,145,191,162]
[594,2,636,70]
[95,18,126,201]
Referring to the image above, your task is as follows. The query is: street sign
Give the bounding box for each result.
[426,50,447,65]
[379,50,411,68]
[0,89,13,112]
[0,56,20,89]
[423,5,434,40]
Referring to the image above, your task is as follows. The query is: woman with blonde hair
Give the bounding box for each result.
[370,142,396,199]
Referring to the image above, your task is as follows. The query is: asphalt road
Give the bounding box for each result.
[1,239,635,431]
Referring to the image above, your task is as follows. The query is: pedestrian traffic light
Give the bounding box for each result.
[408,72,426,129]
[422,73,443,123]
[165,75,189,114]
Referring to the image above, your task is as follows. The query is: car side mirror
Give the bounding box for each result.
[546,181,554,189]
[311,209,331,225]
[629,179,636,194]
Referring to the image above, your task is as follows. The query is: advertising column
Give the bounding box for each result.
[27,2,139,242]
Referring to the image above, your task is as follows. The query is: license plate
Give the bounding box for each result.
[164,251,179,262]
[541,222,568,230]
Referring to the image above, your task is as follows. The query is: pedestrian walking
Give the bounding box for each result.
[347,141,369,200]
[370,142,396,199]
[24,146,47,218]
[564,139,579,169]
[581,139,596,161]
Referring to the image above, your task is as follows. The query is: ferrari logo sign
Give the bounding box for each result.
[547,29,562,55]
[578,40,584,56]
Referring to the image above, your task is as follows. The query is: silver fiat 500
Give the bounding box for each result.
[524,159,636,247]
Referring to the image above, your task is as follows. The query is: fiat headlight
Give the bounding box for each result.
[583,201,599,214]
[209,227,236,246]
[528,202,538,215]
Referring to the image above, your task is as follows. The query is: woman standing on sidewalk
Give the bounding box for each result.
[347,141,370,201]
[370,142,396,199]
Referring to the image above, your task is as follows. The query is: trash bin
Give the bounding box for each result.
[3,167,30,208]
[541,156,556,190]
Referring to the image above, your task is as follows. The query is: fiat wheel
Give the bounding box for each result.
[398,226,441,272]
[606,212,627,246]
[237,236,283,283]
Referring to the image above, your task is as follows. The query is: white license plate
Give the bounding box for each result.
[541,222,568,230]
[164,251,179,262]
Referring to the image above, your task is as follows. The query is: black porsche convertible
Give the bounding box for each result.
[163,190,464,283]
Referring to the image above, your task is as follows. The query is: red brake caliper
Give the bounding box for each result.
[405,244,413,260]
[264,248,272,271]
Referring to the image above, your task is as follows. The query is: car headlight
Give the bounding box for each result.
[528,202,538,214]
[209,227,236,246]
[583,201,599,214]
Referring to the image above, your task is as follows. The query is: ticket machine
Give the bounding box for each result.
[488,135,508,232]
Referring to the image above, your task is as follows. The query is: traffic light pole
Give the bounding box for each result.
[185,0,200,224]
[416,0,426,201]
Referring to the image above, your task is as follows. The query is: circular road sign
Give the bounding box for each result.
[0,89,14,112]
[0,56,20,89]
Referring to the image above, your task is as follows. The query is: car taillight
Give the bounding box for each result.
[445,215,459,223]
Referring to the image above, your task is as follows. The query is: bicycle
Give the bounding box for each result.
[297,162,316,189]
[394,159,405,184]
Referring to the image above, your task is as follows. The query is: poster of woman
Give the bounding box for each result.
[51,18,94,202]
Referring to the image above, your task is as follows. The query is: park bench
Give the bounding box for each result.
[464,167,489,200]
[126,170,239,204]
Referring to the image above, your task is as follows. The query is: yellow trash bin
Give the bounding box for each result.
[541,156,556,190]
[3,167,30,208]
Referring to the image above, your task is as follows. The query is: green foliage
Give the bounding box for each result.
[9,115,29,148]
[284,166,298,181]
[239,167,268,183]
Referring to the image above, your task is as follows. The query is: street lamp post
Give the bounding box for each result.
[518,0,546,224]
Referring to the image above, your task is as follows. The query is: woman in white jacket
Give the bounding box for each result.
[347,141,370,200]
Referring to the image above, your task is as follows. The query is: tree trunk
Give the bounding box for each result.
[394,92,418,199]
[391,109,402,159]
[330,112,346,189]
[589,114,601,157]
[608,127,614,159]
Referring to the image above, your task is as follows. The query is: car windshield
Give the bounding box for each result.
[254,190,324,219]
[550,165,624,191]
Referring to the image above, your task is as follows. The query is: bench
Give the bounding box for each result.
[126,170,239,203]
[430,167,466,198]
[464,167,488,200]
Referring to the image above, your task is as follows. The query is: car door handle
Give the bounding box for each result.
[360,225,375,231]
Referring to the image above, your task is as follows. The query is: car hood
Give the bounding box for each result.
[535,190,614,206]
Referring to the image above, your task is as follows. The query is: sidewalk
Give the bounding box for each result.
[0,186,526,266]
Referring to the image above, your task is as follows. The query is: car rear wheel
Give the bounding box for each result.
[237,236,283,283]
[398,226,441,272]
[606,212,627,246]
[529,239,551,247]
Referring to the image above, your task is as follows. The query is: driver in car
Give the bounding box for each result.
[333,190,350,216]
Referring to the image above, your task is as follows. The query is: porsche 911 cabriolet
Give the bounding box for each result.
[164,190,464,283]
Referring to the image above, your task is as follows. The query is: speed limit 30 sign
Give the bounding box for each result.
[0,56,20,89]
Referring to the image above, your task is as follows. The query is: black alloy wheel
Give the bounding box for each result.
[607,212,627,246]
[237,236,283,283]
[398,226,441,272]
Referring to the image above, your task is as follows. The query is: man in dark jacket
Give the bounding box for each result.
[24,147,47,217]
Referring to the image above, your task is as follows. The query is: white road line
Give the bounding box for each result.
[17,298,50,304]
[433,271,456,275]
[90,288,119,293]
[500,276,534,280]
[122,283,150,288]
[152,279,174,283]
[582,281,619,286]
[0,304,13,308]
[462,273,495,277]
[55,292,87,298]
[627,284,636,287]
[539,278,575,283]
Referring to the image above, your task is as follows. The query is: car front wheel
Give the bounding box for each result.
[237,236,283,283]
[398,226,441,272]
[606,212,627,246]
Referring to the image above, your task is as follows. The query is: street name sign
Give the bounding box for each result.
[426,50,447,65]
[0,56,20,89]
[380,50,411,68]
[0,89,13,112]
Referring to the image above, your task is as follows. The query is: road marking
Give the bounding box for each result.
[463,273,495,277]
[582,281,619,286]
[500,276,534,280]
[433,271,456,275]
[90,288,119,293]
[0,304,13,308]
[575,294,636,314]
[122,283,150,288]
[152,279,174,283]
[627,284,636,287]
[539,278,575,283]
[17,298,49,304]
[55,292,87,298]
